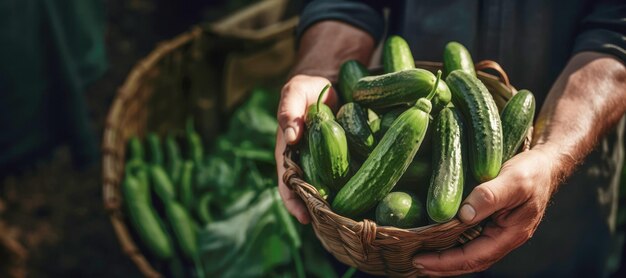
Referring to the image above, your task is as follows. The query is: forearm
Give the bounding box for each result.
[533,52,626,191]
[291,21,376,78]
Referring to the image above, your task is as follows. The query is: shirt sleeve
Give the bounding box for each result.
[572,1,626,63]
[296,0,386,44]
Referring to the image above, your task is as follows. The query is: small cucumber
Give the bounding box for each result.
[149,165,176,201]
[379,107,407,136]
[427,107,465,223]
[127,136,144,162]
[383,35,415,73]
[164,201,198,260]
[501,90,536,162]
[307,85,350,190]
[338,60,369,103]
[353,69,443,111]
[333,71,443,217]
[443,41,476,78]
[337,103,376,159]
[146,133,163,166]
[122,174,174,260]
[446,70,502,182]
[375,192,424,228]
[300,141,331,200]
[185,118,203,165]
[165,134,183,184]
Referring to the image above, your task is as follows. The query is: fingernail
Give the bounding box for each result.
[284,127,297,144]
[459,204,476,222]
[414,262,424,269]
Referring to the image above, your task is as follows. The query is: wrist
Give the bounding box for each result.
[530,143,575,195]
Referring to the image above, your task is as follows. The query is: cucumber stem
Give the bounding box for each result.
[316,84,331,114]
[426,70,442,101]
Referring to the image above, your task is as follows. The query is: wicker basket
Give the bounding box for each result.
[102,1,297,277]
[283,60,531,277]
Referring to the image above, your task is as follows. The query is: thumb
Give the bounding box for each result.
[277,83,307,145]
[458,178,517,224]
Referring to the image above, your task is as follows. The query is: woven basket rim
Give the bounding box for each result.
[282,60,531,276]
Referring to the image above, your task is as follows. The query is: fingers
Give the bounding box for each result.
[277,75,337,145]
[458,174,524,225]
[275,128,311,224]
[413,222,523,276]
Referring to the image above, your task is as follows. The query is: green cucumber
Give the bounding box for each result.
[146,133,163,166]
[383,35,415,73]
[307,85,350,190]
[149,165,176,201]
[333,71,443,217]
[375,191,424,228]
[446,70,502,182]
[443,41,476,78]
[427,107,465,223]
[338,60,369,103]
[379,107,407,136]
[432,80,452,114]
[501,90,536,162]
[122,174,173,260]
[337,103,376,159]
[127,136,144,162]
[165,134,183,184]
[300,141,331,200]
[164,201,198,260]
[353,69,441,111]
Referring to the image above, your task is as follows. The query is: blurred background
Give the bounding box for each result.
[0,0,624,277]
[0,0,305,276]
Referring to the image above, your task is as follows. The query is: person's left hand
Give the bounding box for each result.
[412,148,557,276]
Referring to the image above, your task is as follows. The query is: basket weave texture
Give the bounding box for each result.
[283,61,531,277]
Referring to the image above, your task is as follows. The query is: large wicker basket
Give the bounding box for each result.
[283,60,531,277]
[102,0,298,277]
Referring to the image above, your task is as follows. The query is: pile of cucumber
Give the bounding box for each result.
[122,120,207,276]
[300,36,536,228]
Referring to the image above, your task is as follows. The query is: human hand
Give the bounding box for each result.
[275,74,339,224]
[413,148,557,276]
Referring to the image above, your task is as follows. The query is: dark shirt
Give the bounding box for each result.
[296,0,626,276]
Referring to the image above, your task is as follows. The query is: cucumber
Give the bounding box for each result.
[149,165,176,201]
[186,119,204,165]
[375,191,424,228]
[337,103,376,159]
[146,133,163,166]
[338,60,369,103]
[432,80,452,114]
[307,85,350,190]
[443,41,476,78]
[127,136,144,162]
[446,70,502,182]
[164,201,198,260]
[122,174,173,260]
[379,107,407,136]
[367,109,381,137]
[501,90,536,162]
[165,134,183,184]
[369,118,381,136]
[300,141,331,200]
[427,107,465,223]
[383,35,415,73]
[332,71,443,217]
[353,69,444,111]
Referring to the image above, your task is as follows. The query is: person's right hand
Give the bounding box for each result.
[275,74,338,224]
